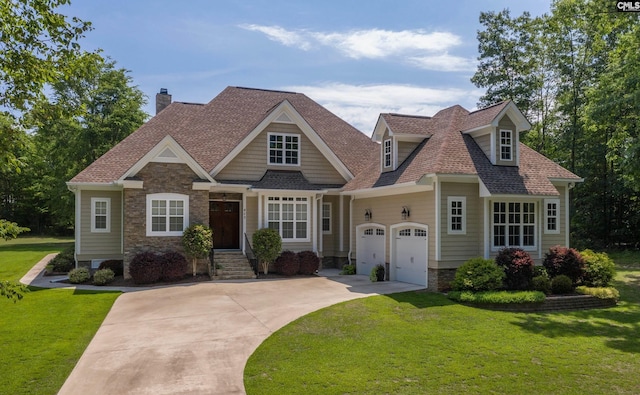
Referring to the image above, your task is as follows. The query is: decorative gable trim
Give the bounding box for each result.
[211,100,353,181]
[120,135,216,184]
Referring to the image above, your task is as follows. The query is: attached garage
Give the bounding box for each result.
[356,225,385,276]
[392,225,428,287]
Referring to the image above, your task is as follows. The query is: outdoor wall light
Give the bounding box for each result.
[364,209,372,221]
[402,206,410,220]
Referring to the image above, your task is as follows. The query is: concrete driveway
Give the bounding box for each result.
[54,270,424,395]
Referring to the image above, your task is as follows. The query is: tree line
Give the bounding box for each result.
[471,0,640,249]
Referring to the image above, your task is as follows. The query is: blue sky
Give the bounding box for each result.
[65,0,551,133]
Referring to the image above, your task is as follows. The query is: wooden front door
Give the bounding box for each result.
[209,201,240,249]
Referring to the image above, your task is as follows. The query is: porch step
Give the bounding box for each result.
[213,251,256,280]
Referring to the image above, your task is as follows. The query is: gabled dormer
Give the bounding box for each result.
[463,101,531,167]
[372,114,432,173]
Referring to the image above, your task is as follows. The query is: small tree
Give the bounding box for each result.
[252,228,282,275]
[182,224,213,276]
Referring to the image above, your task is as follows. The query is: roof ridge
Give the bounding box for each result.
[468,100,508,114]
[385,113,432,119]
[174,101,204,106]
[233,86,298,95]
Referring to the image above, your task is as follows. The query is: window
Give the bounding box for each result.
[447,196,466,234]
[91,198,110,233]
[322,203,331,234]
[267,197,308,240]
[383,139,392,168]
[146,193,189,236]
[545,199,560,234]
[399,229,411,236]
[268,133,299,165]
[492,201,536,249]
[500,129,512,161]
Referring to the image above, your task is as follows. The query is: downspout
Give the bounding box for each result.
[348,195,354,264]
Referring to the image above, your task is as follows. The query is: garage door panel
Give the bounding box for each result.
[394,227,427,286]
[357,227,385,276]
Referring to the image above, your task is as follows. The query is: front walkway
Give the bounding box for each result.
[22,256,424,395]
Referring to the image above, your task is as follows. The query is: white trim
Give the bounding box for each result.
[483,198,490,259]
[121,180,143,189]
[146,193,189,237]
[565,187,571,247]
[339,196,344,252]
[211,100,354,180]
[499,129,513,161]
[435,178,441,261]
[91,197,111,233]
[121,135,215,183]
[322,202,332,234]
[75,189,82,258]
[343,182,433,199]
[490,199,538,252]
[267,132,301,166]
[383,138,392,169]
[242,193,247,255]
[264,195,311,242]
[544,198,561,234]
[447,196,466,235]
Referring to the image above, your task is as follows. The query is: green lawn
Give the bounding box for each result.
[245,252,640,394]
[0,237,121,395]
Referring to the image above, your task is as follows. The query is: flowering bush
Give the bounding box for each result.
[495,248,535,290]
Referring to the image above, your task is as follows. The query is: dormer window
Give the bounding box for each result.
[500,130,512,161]
[383,139,392,168]
[269,133,299,165]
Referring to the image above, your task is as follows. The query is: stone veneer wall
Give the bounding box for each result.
[123,162,209,278]
[428,268,456,292]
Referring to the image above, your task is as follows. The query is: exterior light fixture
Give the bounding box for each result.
[364,209,372,221]
[222,193,227,201]
[402,206,410,220]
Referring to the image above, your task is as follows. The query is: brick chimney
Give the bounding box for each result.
[155,88,172,114]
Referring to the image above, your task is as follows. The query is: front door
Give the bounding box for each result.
[209,201,240,249]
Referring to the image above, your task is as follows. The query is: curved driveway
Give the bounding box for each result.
[24,259,423,395]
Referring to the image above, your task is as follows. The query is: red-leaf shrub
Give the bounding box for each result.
[543,246,585,285]
[275,250,299,276]
[297,250,319,275]
[160,251,188,282]
[495,248,535,290]
[98,259,124,277]
[129,251,162,284]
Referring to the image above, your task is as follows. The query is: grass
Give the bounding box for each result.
[0,237,121,395]
[245,251,640,394]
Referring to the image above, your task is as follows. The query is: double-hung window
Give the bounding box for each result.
[447,196,466,234]
[544,199,560,234]
[500,129,512,161]
[146,193,189,236]
[492,201,535,249]
[383,139,392,168]
[91,198,110,233]
[267,197,309,241]
[322,203,331,234]
[269,133,299,165]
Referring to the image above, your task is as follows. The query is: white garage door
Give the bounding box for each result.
[356,227,385,276]
[394,227,428,286]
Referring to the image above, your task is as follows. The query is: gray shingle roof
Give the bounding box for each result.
[221,170,344,190]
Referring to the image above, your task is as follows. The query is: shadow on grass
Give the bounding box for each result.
[383,290,456,309]
[0,241,73,252]
[26,286,121,296]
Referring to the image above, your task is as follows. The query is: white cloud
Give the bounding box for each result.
[239,24,312,50]
[240,25,469,72]
[282,83,482,133]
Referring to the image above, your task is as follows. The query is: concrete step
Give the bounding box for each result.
[212,252,255,280]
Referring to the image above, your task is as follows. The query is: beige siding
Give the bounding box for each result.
[216,122,346,184]
[475,133,491,160]
[245,196,259,242]
[397,141,419,166]
[439,182,481,263]
[352,191,435,265]
[321,195,337,256]
[496,115,517,167]
[78,190,122,261]
[541,186,567,252]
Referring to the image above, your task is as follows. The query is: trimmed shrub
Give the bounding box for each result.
[182,224,213,276]
[275,251,299,276]
[341,264,356,275]
[581,249,616,287]
[448,290,545,304]
[532,275,551,294]
[98,260,124,277]
[451,257,505,292]
[49,245,75,272]
[543,246,585,284]
[160,251,188,282]
[93,268,115,286]
[129,251,162,284]
[253,228,282,275]
[298,251,320,275]
[68,267,90,284]
[370,264,385,282]
[533,265,548,278]
[495,248,535,290]
[551,275,573,294]
[575,285,620,300]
